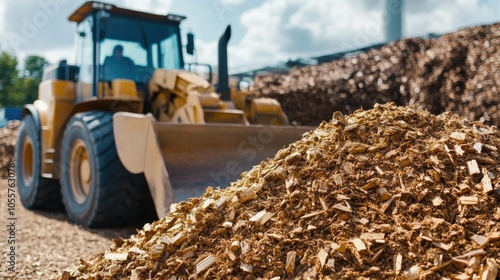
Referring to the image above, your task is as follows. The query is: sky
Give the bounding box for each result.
[0,0,498,73]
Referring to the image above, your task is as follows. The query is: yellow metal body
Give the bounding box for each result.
[32,78,142,179]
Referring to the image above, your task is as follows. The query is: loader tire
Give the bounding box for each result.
[60,111,156,227]
[16,114,62,210]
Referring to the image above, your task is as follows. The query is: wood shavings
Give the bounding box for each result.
[67,104,500,279]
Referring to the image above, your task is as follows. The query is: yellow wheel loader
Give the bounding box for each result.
[15,1,313,227]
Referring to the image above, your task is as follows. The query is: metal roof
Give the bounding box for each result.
[68,1,186,24]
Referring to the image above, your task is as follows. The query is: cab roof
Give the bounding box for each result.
[68,1,186,24]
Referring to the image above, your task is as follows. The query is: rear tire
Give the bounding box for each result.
[16,114,62,210]
[60,111,156,227]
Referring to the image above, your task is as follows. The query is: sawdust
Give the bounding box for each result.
[65,103,500,279]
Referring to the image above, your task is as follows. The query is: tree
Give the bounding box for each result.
[0,52,19,107]
[0,53,49,107]
[15,55,50,105]
[23,55,49,80]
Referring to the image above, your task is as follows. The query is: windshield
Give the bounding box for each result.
[99,15,182,82]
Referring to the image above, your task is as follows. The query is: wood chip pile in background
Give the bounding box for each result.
[67,103,500,279]
[0,120,20,178]
[254,23,500,127]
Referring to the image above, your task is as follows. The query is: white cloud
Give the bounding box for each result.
[219,0,247,6]
[404,0,499,37]
[117,0,173,14]
[192,0,500,72]
[225,0,388,71]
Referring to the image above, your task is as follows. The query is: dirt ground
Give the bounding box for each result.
[0,179,139,279]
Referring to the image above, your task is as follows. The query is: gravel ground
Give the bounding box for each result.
[0,179,139,279]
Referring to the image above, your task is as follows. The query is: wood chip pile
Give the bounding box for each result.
[67,103,500,279]
[254,23,500,127]
[0,120,19,178]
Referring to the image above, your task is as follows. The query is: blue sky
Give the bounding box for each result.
[0,0,499,73]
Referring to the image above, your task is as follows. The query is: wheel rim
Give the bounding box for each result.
[69,139,92,204]
[21,136,34,186]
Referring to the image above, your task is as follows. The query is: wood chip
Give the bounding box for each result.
[432,196,443,206]
[459,183,471,194]
[398,156,411,167]
[260,211,275,225]
[240,241,250,256]
[432,241,451,251]
[286,251,296,274]
[249,210,267,223]
[150,244,164,260]
[338,242,347,254]
[394,253,402,275]
[453,273,471,280]
[352,238,366,252]
[226,250,237,262]
[418,189,429,202]
[171,232,186,246]
[450,131,466,142]
[454,249,486,259]
[300,210,326,219]
[240,262,253,273]
[377,187,391,200]
[342,162,353,175]
[230,241,240,252]
[326,258,335,268]
[459,196,479,205]
[487,232,500,241]
[454,145,465,156]
[318,248,328,267]
[467,160,480,176]
[104,252,128,261]
[375,166,385,175]
[180,245,197,258]
[202,198,215,209]
[360,232,385,241]
[471,234,488,247]
[215,196,227,210]
[482,173,493,193]
[333,203,352,213]
[238,189,257,203]
[482,258,499,280]
[474,142,483,153]
[358,218,369,225]
[332,174,342,186]
[468,257,479,268]
[405,265,420,280]
[434,253,443,266]
[196,255,215,274]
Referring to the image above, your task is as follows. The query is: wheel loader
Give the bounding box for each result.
[15,1,313,227]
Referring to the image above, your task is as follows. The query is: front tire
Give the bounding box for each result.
[60,111,156,227]
[16,114,61,210]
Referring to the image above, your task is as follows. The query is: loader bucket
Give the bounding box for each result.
[113,112,312,218]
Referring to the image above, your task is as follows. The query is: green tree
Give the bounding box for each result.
[0,53,49,106]
[0,51,19,107]
[15,55,50,105]
[23,55,49,80]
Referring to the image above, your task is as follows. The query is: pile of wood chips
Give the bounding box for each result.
[66,103,500,280]
[254,23,500,128]
[0,120,20,178]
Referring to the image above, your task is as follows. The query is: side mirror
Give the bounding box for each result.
[186,32,195,55]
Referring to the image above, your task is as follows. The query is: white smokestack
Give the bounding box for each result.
[385,0,402,42]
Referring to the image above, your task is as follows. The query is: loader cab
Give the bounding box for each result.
[69,1,186,103]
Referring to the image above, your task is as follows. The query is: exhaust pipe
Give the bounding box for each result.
[217,25,231,101]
